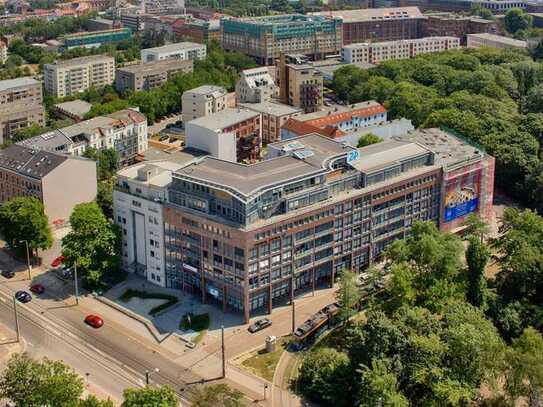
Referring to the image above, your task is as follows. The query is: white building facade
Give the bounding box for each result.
[235,67,278,104]
[140,42,207,63]
[181,85,227,122]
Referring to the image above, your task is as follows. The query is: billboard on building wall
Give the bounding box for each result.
[444,184,479,223]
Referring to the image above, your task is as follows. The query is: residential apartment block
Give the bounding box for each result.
[419,13,498,44]
[113,129,494,321]
[0,145,97,223]
[44,55,115,97]
[240,101,302,144]
[181,85,228,122]
[342,36,460,64]
[0,77,45,144]
[185,108,261,163]
[18,108,148,166]
[310,7,424,45]
[115,59,193,93]
[140,42,206,63]
[278,55,324,113]
[235,67,278,104]
[221,14,343,65]
[467,33,528,50]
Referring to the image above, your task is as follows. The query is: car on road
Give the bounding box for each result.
[84,315,104,328]
[15,290,32,303]
[51,256,65,268]
[30,284,45,294]
[248,318,272,333]
[1,269,15,279]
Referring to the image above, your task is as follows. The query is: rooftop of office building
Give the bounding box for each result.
[117,59,192,74]
[187,108,260,130]
[118,156,202,187]
[343,36,459,49]
[239,101,302,117]
[310,7,424,23]
[0,144,67,179]
[45,54,113,68]
[0,77,40,92]
[183,84,226,96]
[222,13,339,25]
[141,41,204,53]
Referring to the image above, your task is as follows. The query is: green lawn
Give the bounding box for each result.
[241,339,288,382]
[179,313,210,344]
[119,289,178,316]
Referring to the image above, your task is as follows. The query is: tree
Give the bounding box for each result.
[0,197,53,256]
[358,359,409,407]
[525,83,543,113]
[336,268,361,321]
[463,213,490,243]
[82,148,119,181]
[96,180,114,219]
[465,236,490,309]
[61,202,121,288]
[191,384,244,407]
[505,328,543,406]
[504,8,532,34]
[122,386,179,407]
[357,133,383,148]
[78,396,115,407]
[0,354,84,407]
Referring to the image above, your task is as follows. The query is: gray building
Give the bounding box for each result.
[115,59,193,93]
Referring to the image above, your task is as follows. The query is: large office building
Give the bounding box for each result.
[114,129,494,321]
[278,55,324,113]
[44,55,115,97]
[18,108,148,166]
[467,33,528,50]
[185,108,262,163]
[115,59,193,93]
[62,28,132,49]
[0,77,45,144]
[235,67,278,104]
[221,14,343,65]
[419,13,498,43]
[181,85,228,122]
[310,7,424,45]
[173,18,221,44]
[342,36,460,64]
[0,144,97,223]
[140,42,206,63]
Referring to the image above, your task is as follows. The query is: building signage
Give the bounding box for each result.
[347,150,360,163]
[444,186,479,223]
[208,287,219,297]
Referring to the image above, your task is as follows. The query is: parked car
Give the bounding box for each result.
[1,269,15,279]
[84,315,104,328]
[51,256,65,268]
[248,318,272,333]
[15,290,32,303]
[30,284,45,294]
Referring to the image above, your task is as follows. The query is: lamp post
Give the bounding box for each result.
[13,295,20,343]
[74,261,79,306]
[145,368,160,385]
[21,240,31,280]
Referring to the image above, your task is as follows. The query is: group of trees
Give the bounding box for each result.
[297,213,543,406]
[0,14,97,42]
[331,48,543,213]
[0,353,244,407]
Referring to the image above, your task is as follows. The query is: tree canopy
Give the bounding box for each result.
[122,386,179,407]
[191,383,244,407]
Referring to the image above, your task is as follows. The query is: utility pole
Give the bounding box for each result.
[291,300,296,334]
[13,296,20,343]
[145,370,150,385]
[23,240,31,280]
[264,383,268,400]
[74,261,79,306]
[221,325,226,379]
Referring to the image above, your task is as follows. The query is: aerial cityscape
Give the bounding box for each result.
[0,0,542,405]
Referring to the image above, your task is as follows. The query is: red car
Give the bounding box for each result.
[51,256,65,268]
[84,315,104,328]
[30,284,45,294]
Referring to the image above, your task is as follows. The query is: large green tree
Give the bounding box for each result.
[0,197,53,256]
[336,268,361,322]
[504,8,533,34]
[357,133,383,148]
[465,236,490,309]
[122,386,179,407]
[61,202,121,288]
[191,384,244,407]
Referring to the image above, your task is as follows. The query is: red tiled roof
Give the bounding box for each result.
[281,118,345,139]
[304,105,387,128]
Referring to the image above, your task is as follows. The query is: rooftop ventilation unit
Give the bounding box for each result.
[293,149,314,160]
[282,141,305,152]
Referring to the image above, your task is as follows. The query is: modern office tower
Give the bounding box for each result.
[240,102,302,144]
[277,54,324,113]
[310,7,424,45]
[115,59,193,93]
[467,33,528,50]
[153,129,493,321]
[236,67,278,104]
[140,42,207,63]
[0,144,97,223]
[181,85,228,122]
[221,14,343,65]
[43,55,115,97]
[0,77,44,144]
[185,108,262,163]
[18,108,148,166]
[341,36,460,64]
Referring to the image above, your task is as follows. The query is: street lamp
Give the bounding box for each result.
[12,294,20,343]
[145,367,160,385]
[21,240,31,280]
[73,260,79,306]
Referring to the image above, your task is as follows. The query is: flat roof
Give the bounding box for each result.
[141,41,205,54]
[351,140,429,173]
[45,54,114,68]
[117,59,192,75]
[239,101,302,117]
[0,77,40,92]
[183,84,225,96]
[297,101,385,123]
[118,160,191,187]
[54,99,92,117]
[187,108,260,130]
[18,129,73,151]
[467,33,527,47]
[344,36,459,49]
[310,7,424,23]
[224,13,337,25]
